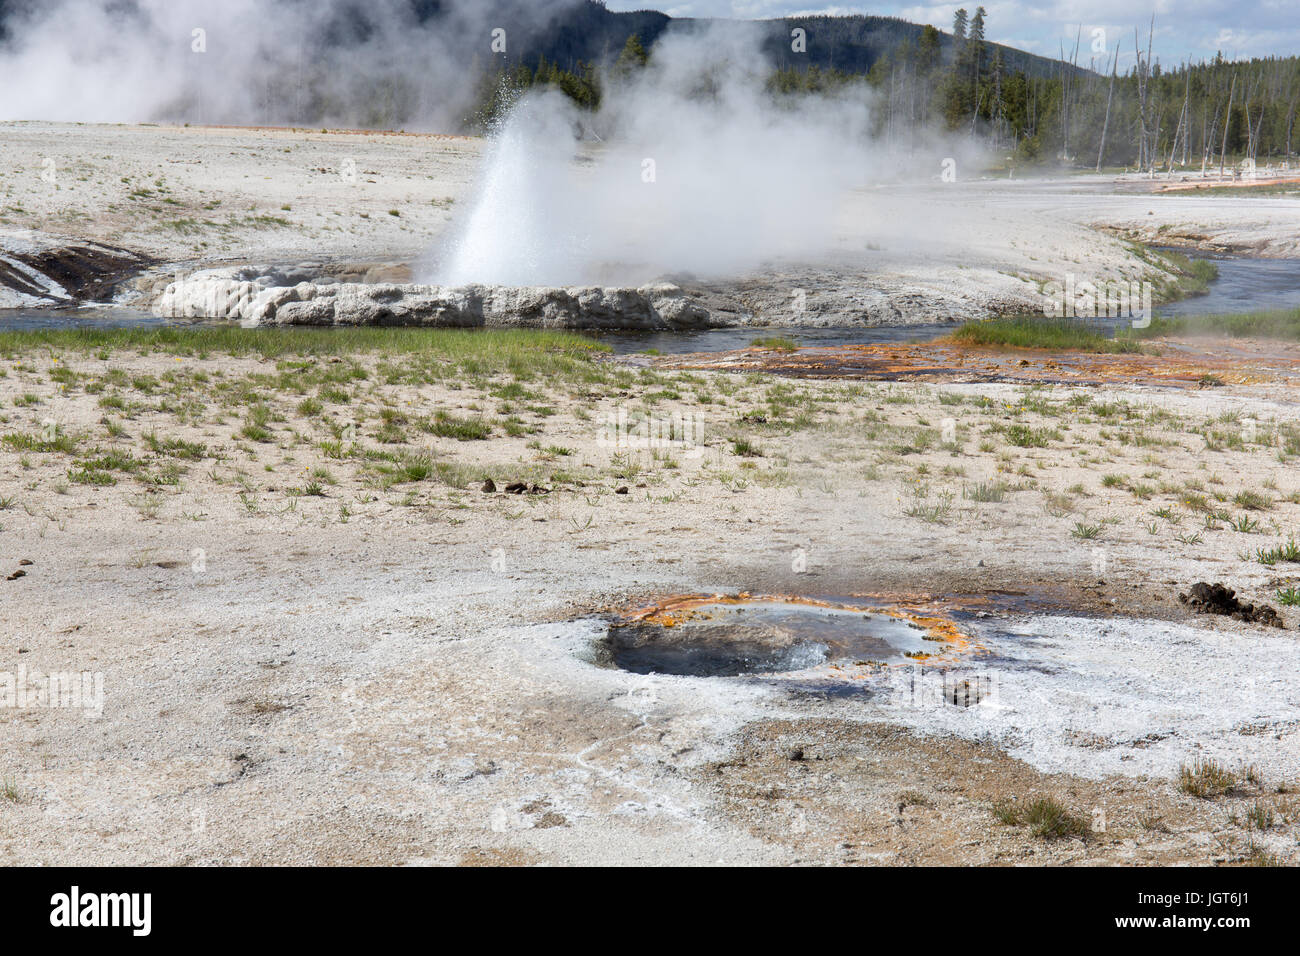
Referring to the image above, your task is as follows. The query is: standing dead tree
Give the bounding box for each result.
[1287,95,1298,170]
[1096,44,1119,172]
[1219,71,1236,180]
[1167,68,1191,177]
[1133,20,1155,172]
[1059,28,1082,162]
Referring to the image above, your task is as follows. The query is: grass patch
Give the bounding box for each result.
[0,327,609,372]
[143,432,207,460]
[949,317,1148,354]
[1137,307,1300,342]
[2,431,79,454]
[1254,538,1300,566]
[750,336,799,352]
[421,412,492,441]
[1233,490,1272,511]
[1178,758,1242,799]
[903,496,954,524]
[1276,587,1300,606]
[964,481,1008,503]
[992,796,1091,840]
[1005,424,1060,448]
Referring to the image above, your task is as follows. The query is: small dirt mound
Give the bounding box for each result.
[1178,582,1283,628]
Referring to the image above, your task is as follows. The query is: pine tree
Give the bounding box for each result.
[969,7,986,89]
[917,25,941,76]
[952,9,968,43]
[614,33,649,78]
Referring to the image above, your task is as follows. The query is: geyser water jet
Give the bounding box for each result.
[424,23,895,290]
[434,91,592,287]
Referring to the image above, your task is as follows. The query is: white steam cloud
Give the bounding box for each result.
[430,23,981,288]
[1,2,988,289]
[0,0,578,129]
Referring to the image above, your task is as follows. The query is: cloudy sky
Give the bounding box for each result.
[603,1,1300,68]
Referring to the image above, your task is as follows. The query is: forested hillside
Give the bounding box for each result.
[1,0,1295,168]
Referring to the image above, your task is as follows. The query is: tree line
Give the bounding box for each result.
[778,8,1300,170]
[467,7,1299,173]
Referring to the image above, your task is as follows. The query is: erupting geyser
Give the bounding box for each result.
[435,92,593,287]
[424,24,893,291]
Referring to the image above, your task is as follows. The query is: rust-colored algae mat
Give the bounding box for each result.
[659,337,1300,388]
[610,591,981,664]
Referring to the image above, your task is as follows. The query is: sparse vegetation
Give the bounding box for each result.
[992,796,1091,840]
[949,317,1148,354]
[1178,758,1241,799]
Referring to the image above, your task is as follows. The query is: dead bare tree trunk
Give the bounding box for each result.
[1203,99,1221,177]
[1096,46,1118,172]
[1287,98,1297,170]
[1146,22,1155,174]
[1167,71,1190,177]
[1150,97,1162,178]
[1133,25,1152,172]
[1059,28,1081,163]
[1219,72,1236,180]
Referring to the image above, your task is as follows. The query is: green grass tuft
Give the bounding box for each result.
[949,317,1148,354]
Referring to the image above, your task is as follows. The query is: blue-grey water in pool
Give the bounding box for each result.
[1156,255,1300,317]
[4,253,1297,354]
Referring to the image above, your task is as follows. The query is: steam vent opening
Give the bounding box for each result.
[595,595,969,678]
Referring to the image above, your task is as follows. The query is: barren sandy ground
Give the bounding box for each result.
[0,121,476,265]
[2,334,1299,865]
[2,122,1299,866]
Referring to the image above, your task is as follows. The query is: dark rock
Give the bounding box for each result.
[1178,581,1284,628]
[3,242,154,304]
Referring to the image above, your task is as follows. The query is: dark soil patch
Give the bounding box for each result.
[6,243,154,303]
[1178,581,1283,627]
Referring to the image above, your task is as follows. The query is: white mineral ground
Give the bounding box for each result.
[2,123,1300,865]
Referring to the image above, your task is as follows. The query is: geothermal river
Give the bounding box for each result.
[2,254,1298,353]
